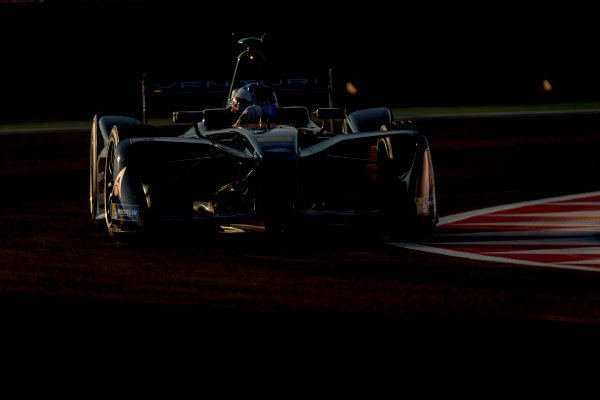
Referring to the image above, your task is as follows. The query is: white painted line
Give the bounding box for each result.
[556,259,600,265]
[393,242,600,272]
[552,202,600,206]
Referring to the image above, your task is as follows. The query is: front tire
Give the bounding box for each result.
[376,138,437,240]
[103,124,156,240]
[90,115,100,224]
[104,131,121,239]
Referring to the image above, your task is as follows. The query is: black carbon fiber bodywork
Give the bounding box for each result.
[92,108,438,238]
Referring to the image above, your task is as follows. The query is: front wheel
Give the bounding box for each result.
[376,138,437,240]
[103,124,157,240]
[103,132,122,239]
[90,115,100,224]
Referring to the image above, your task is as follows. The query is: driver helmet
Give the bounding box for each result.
[229,83,279,117]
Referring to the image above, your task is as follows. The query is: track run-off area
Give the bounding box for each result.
[396,191,600,272]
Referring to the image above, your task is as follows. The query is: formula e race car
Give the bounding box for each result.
[89,37,438,239]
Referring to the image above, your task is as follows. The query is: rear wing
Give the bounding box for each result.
[141,70,334,124]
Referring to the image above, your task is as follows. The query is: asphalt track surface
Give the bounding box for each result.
[3,112,600,357]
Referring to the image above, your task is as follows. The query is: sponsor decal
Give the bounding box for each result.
[111,204,140,222]
[416,195,435,215]
[150,77,323,93]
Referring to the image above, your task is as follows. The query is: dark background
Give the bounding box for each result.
[1,1,599,122]
[2,1,600,365]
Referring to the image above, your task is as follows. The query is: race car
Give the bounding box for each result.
[89,37,438,239]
